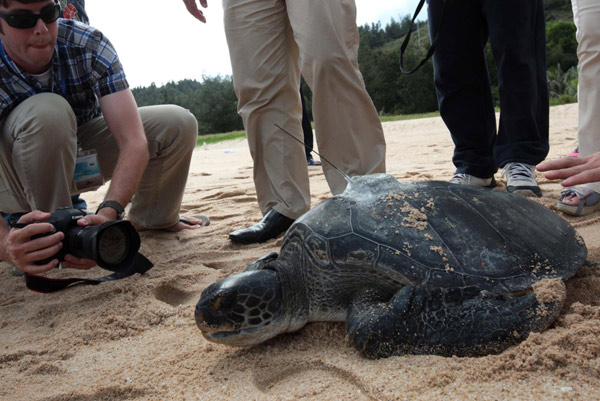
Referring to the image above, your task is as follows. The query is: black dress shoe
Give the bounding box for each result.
[229,209,295,244]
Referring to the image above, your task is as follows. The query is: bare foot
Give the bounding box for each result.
[162,218,205,232]
[561,193,579,206]
[130,215,210,232]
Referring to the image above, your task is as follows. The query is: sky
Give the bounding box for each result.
[85,0,421,88]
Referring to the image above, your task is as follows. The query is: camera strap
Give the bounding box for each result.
[23,253,154,293]
[399,0,447,74]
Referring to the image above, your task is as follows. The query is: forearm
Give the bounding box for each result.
[97,90,149,220]
[103,139,149,207]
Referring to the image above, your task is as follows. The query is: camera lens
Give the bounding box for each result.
[32,208,142,270]
[97,224,128,265]
[65,220,140,271]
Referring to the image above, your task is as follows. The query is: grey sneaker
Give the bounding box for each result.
[501,162,542,197]
[450,173,496,188]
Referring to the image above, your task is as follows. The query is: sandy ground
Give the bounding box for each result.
[1,103,599,401]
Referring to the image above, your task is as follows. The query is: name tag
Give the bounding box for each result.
[74,149,104,192]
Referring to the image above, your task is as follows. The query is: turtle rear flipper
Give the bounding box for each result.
[346,285,563,359]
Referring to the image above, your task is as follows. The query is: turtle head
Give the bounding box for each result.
[195,269,286,346]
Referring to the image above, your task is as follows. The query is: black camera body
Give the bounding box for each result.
[29,208,141,271]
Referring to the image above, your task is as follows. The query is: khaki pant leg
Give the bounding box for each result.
[0,93,77,213]
[572,0,600,193]
[77,105,198,229]
[287,0,386,195]
[223,0,310,219]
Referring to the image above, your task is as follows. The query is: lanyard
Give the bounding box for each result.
[399,0,447,74]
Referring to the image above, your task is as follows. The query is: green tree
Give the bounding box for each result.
[132,76,243,135]
[547,63,578,104]
[546,20,578,71]
[359,18,438,115]
[194,76,242,134]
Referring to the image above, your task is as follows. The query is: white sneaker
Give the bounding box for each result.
[501,162,542,197]
[449,173,496,188]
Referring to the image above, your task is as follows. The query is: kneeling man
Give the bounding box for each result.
[0,0,202,274]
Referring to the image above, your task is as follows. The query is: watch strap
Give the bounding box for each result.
[96,200,125,220]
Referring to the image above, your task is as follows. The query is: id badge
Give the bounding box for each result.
[74,149,104,191]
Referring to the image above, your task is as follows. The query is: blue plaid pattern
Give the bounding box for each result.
[0,19,128,125]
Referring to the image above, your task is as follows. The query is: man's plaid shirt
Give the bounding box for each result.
[0,19,129,125]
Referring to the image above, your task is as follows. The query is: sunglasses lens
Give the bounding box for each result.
[5,4,60,29]
[7,15,36,29]
[40,4,60,24]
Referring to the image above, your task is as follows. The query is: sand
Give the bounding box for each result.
[1,103,599,401]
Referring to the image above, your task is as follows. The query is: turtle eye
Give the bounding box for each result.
[209,291,237,312]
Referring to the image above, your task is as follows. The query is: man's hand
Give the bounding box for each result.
[537,153,600,187]
[1,211,64,274]
[183,0,208,23]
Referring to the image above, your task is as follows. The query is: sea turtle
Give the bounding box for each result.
[195,174,586,358]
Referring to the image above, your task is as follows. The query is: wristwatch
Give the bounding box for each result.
[96,200,126,220]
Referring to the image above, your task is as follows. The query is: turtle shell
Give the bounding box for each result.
[285,174,586,294]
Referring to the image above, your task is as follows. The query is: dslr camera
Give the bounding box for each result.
[17,208,141,271]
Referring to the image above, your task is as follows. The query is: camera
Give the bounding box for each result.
[26,208,141,271]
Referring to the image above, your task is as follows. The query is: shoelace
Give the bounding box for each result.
[501,163,534,180]
[450,173,469,184]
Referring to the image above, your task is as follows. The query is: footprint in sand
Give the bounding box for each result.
[39,387,148,401]
[232,196,257,203]
[31,363,67,375]
[252,361,376,400]
[153,283,198,307]
[201,189,247,200]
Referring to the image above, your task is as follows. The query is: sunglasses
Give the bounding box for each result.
[0,3,60,30]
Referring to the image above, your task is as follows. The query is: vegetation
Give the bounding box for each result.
[196,130,246,146]
[195,111,441,147]
[132,0,579,140]
[132,77,243,136]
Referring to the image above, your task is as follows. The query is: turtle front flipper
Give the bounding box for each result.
[245,252,279,271]
[346,283,564,359]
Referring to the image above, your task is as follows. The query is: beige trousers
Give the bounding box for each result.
[223,0,386,219]
[572,0,600,193]
[0,93,198,229]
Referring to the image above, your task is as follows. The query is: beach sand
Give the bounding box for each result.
[1,103,599,401]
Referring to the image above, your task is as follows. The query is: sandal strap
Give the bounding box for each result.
[560,187,597,200]
[560,187,600,215]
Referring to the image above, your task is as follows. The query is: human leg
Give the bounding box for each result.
[485,0,549,168]
[288,0,385,195]
[300,83,314,162]
[428,0,497,180]
[555,0,600,212]
[77,105,198,229]
[571,0,600,194]
[223,0,310,220]
[484,0,547,196]
[0,93,77,214]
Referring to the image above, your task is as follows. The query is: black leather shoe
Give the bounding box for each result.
[229,209,295,244]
